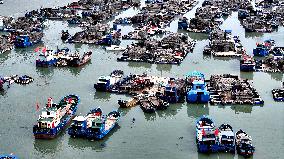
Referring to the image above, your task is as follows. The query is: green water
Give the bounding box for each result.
[0,0,283,159]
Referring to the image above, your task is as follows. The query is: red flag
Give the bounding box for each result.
[68,98,73,104]
[34,47,40,52]
[214,129,219,136]
[42,47,47,53]
[202,128,206,136]
[36,102,40,111]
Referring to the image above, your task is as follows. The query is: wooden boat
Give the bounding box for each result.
[236,129,255,158]
[68,51,92,67]
[118,98,138,108]
[139,98,155,113]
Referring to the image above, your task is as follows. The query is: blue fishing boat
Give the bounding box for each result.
[240,53,255,71]
[178,17,189,30]
[186,71,210,103]
[253,39,275,57]
[0,154,18,159]
[163,78,186,103]
[68,108,102,138]
[33,94,80,139]
[196,116,219,153]
[218,124,235,153]
[236,129,255,158]
[14,32,43,48]
[86,111,120,139]
[35,47,69,67]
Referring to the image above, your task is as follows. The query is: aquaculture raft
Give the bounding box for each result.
[33,94,80,139]
[207,74,264,105]
[118,33,196,65]
[203,29,243,57]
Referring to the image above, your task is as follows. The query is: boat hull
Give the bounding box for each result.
[33,94,80,139]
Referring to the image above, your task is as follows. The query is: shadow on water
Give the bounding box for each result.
[156,64,173,73]
[177,30,208,41]
[127,61,152,69]
[64,62,92,76]
[67,125,121,150]
[143,111,157,121]
[198,153,235,159]
[0,50,11,64]
[94,91,111,100]
[212,56,240,61]
[229,104,263,114]
[33,135,62,155]
[240,72,254,80]
[36,67,54,78]
[187,104,209,119]
[245,32,264,38]
[267,72,283,82]
[156,103,183,119]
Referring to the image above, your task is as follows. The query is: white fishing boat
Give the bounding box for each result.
[105,45,126,51]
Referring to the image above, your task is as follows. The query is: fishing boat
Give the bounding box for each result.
[196,116,219,153]
[68,108,102,138]
[240,53,255,72]
[61,30,71,41]
[218,124,235,153]
[36,47,70,67]
[33,94,80,139]
[148,96,169,110]
[235,129,255,158]
[105,45,126,51]
[139,98,155,113]
[14,75,34,84]
[163,78,185,103]
[253,39,275,57]
[0,154,18,159]
[68,51,92,67]
[272,88,284,101]
[118,97,138,108]
[86,110,120,139]
[94,70,124,92]
[186,71,210,103]
[14,32,43,48]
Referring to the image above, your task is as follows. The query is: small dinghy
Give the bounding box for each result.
[236,129,255,158]
[0,154,18,159]
[15,75,34,84]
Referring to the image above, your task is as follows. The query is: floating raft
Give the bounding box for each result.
[118,33,196,65]
[204,29,243,57]
[207,74,264,105]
